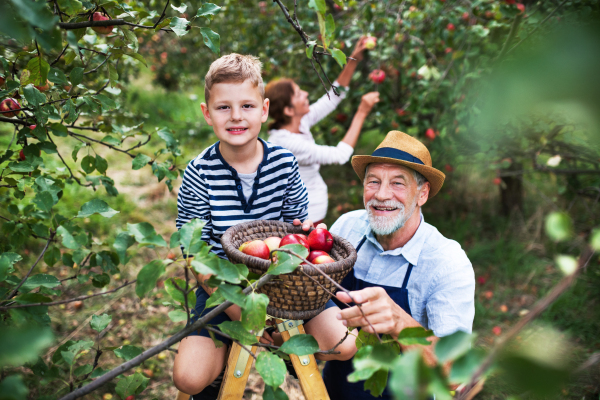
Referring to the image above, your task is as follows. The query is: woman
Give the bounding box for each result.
[266,38,380,224]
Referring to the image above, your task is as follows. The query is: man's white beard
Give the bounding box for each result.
[366,199,417,236]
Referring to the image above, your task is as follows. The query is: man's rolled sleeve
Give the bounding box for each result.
[425,263,475,337]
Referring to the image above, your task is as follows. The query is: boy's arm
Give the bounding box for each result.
[281,158,309,223]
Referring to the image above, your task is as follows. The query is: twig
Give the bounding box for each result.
[0,280,136,310]
[46,134,92,186]
[51,45,69,66]
[457,248,595,400]
[83,54,111,75]
[57,273,276,400]
[153,0,171,28]
[496,13,523,61]
[58,19,173,32]
[6,231,56,300]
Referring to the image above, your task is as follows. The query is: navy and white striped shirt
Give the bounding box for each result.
[176,139,309,258]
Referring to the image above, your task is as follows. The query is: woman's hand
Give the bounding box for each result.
[357,92,380,115]
[350,36,369,62]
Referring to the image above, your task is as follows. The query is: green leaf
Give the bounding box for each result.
[95,154,108,174]
[263,385,289,400]
[306,41,316,59]
[364,369,388,397]
[267,244,308,275]
[0,325,54,368]
[200,27,220,55]
[113,231,136,264]
[397,326,434,346]
[101,135,121,146]
[23,84,46,106]
[218,283,246,306]
[94,93,116,111]
[132,153,152,170]
[196,3,221,19]
[90,313,112,332]
[279,334,319,356]
[127,222,167,247]
[205,288,225,308]
[70,67,83,87]
[449,348,485,384]
[13,293,51,304]
[389,350,421,400]
[191,256,244,284]
[308,0,327,15]
[74,364,93,377]
[124,52,148,67]
[22,274,60,291]
[43,246,61,267]
[591,228,600,251]
[0,375,29,400]
[0,253,22,282]
[169,231,181,249]
[50,122,68,137]
[115,372,148,398]
[255,351,286,387]
[171,3,187,13]
[178,218,206,256]
[114,345,144,361]
[56,225,80,250]
[108,64,118,88]
[170,17,189,37]
[168,310,188,323]
[77,199,119,218]
[57,0,82,16]
[331,48,347,67]
[164,278,196,306]
[241,292,268,333]
[324,13,335,45]
[135,259,166,298]
[157,127,178,150]
[435,330,472,363]
[12,0,58,30]
[25,57,50,87]
[218,321,258,346]
[544,212,573,242]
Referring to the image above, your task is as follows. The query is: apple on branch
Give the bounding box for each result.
[369,69,386,84]
[364,36,377,50]
[91,12,114,35]
[0,98,21,117]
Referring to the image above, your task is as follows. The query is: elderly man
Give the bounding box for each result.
[322,130,475,399]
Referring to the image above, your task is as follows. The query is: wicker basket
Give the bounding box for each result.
[221,220,357,320]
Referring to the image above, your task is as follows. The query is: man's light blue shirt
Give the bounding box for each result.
[330,209,475,337]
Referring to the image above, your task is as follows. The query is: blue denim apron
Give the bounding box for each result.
[323,235,414,400]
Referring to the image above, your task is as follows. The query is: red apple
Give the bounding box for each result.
[28,125,36,130]
[447,23,455,31]
[240,239,270,260]
[19,150,25,161]
[444,164,454,172]
[462,12,469,21]
[364,36,377,50]
[395,108,406,117]
[425,128,436,140]
[0,98,21,117]
[125,396,135,400]
[297,234,308,241]
[516,3,525,12]
[312,255,335,265]
[63,84,72,92]
[445,47,453,54]
[335,113,348,123]
[238,241,251,252]
[263,236,281,252]
[91,12,114,35]
[280,234,310,251]
[369,69,386,84]
[505,0,515,4]
[307,250,329,263]
[493,177,502,185]
[307,228,334,253]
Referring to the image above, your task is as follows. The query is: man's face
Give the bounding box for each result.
[363,163,429,236]
[201,79,269,149]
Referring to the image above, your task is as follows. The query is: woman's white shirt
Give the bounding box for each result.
[268,82,353,222]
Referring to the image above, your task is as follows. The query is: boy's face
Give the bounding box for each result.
[201,80,269,149]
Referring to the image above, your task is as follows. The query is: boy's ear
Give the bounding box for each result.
[261,98,270,123]
[283,105,294,118]
[200,102,213,126]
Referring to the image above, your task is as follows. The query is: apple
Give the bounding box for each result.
[516,3,525,12]
[395,108,406,117]
[73,300,84,310]
[425,128,436,140]
[240,239,270,260]
[307,250,329,263]
[280,234,310,251]
[312,255,335,265]
[335,113,348,123]
[34,80,50,92]
[0,75,5,86]
[364,36,377,50]
[0,98,21,117]
[91,12,114,35]
[369,69,386,84]
[263,236,281,252]
[297,234,308,241]
[19,150,25,161]
[125,396,135,400]
[444,164,454,172]
[308,228,334,252]
[238,240,251,252]
[447,23,455,31]
[462,12,469,21]
[28,125,36,130]
[167,252,176,260]
[445,47,452,54]
[493,177,502,185]
[63,84,72,92]
[102,394,113,400]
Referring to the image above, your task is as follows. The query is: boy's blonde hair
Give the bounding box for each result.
[204,53,264,104]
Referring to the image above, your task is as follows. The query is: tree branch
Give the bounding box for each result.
[58,19,172,32]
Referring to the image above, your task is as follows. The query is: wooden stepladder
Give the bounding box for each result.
[177,318,329,400]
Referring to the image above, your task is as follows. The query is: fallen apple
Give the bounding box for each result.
[91,12,114,35]
[364,36,377,50]
[280,234,310,251]
[369,69,386,84]
[263,236,281,252]
[312,255,335,265]
[0,98,21,117]
[307,250,329,263]
[240,239,270,260]
[308,228,334,252]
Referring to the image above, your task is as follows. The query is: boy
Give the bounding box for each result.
[173,54,356,399]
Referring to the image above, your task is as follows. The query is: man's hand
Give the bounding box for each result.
[335,287,418,337]
[292,219,327,231]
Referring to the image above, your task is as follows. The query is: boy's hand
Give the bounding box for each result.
[292,219,327,231]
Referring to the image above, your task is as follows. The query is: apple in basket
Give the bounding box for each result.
[312,254,335,264]
[239,240,270,260]
[263,236,281,252]
[308,228,334,252]
[307,250,329,263]
[280,234,310,251]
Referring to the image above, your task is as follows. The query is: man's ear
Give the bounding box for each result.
[418,182,430,207]
[200,102,213,126]
[261,98,270,123]
[283,105,294,118]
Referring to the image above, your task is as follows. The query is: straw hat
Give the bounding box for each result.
[351,130,446,198]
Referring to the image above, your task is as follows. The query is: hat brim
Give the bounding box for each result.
[351,155,446,198]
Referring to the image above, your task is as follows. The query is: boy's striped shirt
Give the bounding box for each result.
[176,139,309,258]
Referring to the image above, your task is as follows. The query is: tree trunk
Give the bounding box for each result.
[500,162,523,216]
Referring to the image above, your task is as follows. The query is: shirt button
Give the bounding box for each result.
[237,185,242,190]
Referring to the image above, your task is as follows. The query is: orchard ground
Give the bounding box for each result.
[2,71,598,399]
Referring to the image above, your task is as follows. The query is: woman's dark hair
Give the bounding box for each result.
[265,78,295,130]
